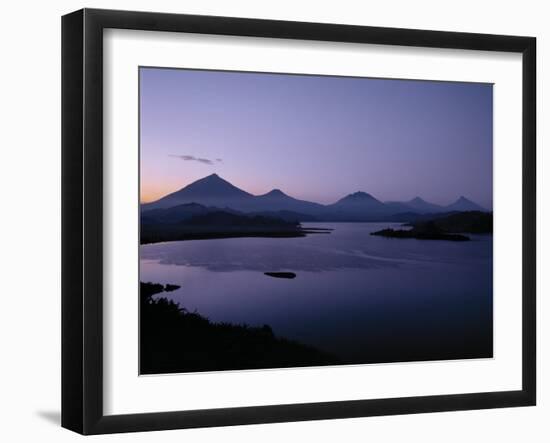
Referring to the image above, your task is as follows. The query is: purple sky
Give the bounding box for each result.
[140,67,493,208]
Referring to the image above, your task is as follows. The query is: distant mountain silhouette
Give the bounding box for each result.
[384,201,415,214]
[254,189,326,214]
[406,197,445,213]
[445,196,486,212]
[385,196,486,215]
[142,175,326,214]
[141,174,488,221]
[385,197,444,214]
[325,192,390,220]
[142,174,254,211]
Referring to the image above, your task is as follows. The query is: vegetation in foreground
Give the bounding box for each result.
[140,282,340,374]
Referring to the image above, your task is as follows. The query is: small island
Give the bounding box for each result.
[371,211,492,242]
[371,226,470,241]
[264,272,297,279]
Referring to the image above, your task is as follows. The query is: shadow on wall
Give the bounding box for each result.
[36,410,60,426]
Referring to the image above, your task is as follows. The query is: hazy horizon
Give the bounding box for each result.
[140,68,493,208]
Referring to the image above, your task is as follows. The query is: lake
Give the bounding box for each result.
[140,222,493,365]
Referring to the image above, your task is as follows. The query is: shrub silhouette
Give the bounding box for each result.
[140,282,339,374]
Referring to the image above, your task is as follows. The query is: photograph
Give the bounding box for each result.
[138,67,494,375]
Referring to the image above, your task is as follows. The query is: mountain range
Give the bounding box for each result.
[141,174,487,222]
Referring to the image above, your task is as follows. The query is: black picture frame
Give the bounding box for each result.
[62,8,536,435]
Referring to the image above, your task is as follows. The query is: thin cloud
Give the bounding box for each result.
[169,154,221,165]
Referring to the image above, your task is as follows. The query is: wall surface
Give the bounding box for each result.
[0,1,546,441]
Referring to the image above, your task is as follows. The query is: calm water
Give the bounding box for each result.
[140,222,493,364]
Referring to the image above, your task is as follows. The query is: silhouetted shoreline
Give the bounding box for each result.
[140,282,339,374]
[371,228,470,241]
[372,211,492,242]
[140,278,493,374]
[141,209,333,245]
[141,228,333,245]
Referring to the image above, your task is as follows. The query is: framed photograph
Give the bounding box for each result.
[62,8,536,435]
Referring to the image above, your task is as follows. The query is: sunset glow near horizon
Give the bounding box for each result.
[140,68,493,208]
